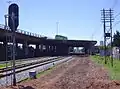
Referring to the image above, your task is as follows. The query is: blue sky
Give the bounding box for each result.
[0,0,120,45]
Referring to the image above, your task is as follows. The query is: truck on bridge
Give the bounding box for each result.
[55,35,68,40]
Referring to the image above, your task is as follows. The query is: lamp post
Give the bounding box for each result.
[56,22,59,35]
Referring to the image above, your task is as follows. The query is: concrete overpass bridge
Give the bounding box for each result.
[0,24,97,61]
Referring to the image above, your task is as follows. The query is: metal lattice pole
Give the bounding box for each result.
[101,9,114,66]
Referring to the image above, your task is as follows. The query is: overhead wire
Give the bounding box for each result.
[113,21,120,28]
[111,0,118,9]
[99,0,115,41]
[111,0,120,31]
[92,0,118,42]
[110,0,118,21]
[97,0,118,46]
[114,12,120,19]
[91,23,103,41]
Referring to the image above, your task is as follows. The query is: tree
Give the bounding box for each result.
[113,30,120,47]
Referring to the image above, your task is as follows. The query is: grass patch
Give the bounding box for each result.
[0,63,11,69]
[91,55,120,80]
[0,64,6,68]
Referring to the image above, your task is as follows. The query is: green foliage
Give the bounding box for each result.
[91,55,120,80]
[113,30,120,47]
[0,63,10,69]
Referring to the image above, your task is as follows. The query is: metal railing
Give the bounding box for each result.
[0,24,50,39]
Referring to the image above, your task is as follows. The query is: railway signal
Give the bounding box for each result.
[8,3,19,86]
[8,3,19,31]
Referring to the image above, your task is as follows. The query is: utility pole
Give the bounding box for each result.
[101,9,114,66]
[110,9,113,67]
[11,12,16,86]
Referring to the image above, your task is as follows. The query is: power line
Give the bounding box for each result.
[113,21,120,27]
[112,0,120,20]
[114,12,120,19]
[90,23,103,41]
[111,0,118,9]
[113,13,120,28]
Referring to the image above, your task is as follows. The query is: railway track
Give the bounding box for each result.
[0,56,67,78]
[0,57,59,73]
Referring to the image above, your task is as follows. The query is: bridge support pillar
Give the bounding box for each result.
[23,41,28,58]
[3,41,7,61]
[51,45,56,56]
[45,45,49,56]
[49,45,53,56]
[54,46,57,56]
[35,44,40,57]
[68,47,74,54]
[84,47,91,55]
[40,44,43,52]
[15,42,18,59]
[39,44,43,56]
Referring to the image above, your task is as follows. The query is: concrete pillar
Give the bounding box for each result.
[35,44,40,57]
[50,45,54,55]
[50,46,53,56]
[84,47,90,55]
[23,41,28,58]
[70,47,74,52]
[52,46,54,51]
[54,46,57,55]
[40,44,43,56]
[36,44,39,49]
[68,47,72,54]
[50,46,52,52]
[49,45,51,56]
[51,45,56,56]
[49,45,52,52]
[84,48,87,54]
[45,45,47,52]
[53,46,56,52]
[46,45,49,56]
[40,44,43,52]
[3,41,7,61]
[15,42,18,59]
[48,45,50,52]
[90,46,94,55]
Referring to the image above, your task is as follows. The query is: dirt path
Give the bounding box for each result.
[2,57,120,89]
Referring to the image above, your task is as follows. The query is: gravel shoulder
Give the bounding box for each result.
[2,56,120,89]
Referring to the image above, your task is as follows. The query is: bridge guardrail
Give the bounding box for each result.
[0,24,48,39]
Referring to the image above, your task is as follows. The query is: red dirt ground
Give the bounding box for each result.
[1,56,120,89]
